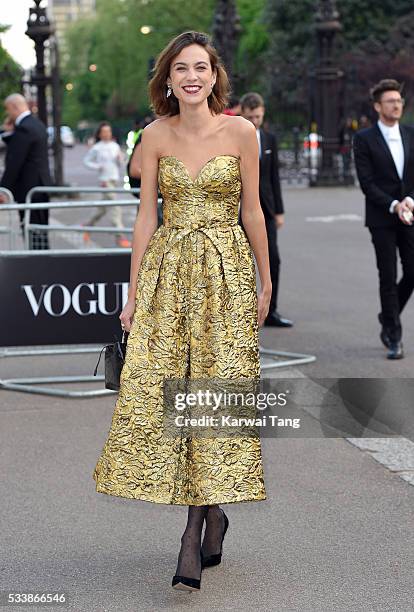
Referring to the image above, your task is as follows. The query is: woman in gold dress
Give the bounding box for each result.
[93,31,272,592]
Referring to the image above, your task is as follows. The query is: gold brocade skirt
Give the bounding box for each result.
[92,224,267,505]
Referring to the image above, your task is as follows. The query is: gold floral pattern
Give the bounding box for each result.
[93,155,267,505]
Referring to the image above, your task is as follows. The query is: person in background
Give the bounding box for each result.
[358,115,371,130]
[339,116,357,182]
[0,93,51,249]
[127,115,163,226]
[125,118,143,160]
[223,95,241,116]
[124,118,145,200]
[83,121,131,248]
[353,78,414,360]
[0,115,15,142]
[127,130,143,193]
[240,91,294,328]
[127,115,155,193]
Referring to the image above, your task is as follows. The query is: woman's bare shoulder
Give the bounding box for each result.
[141,116,174,151]
[223,115,255,142]
[223,114,255,134]
[143,116,173,134]
[221,114,256,152]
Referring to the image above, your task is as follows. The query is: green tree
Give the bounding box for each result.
[0,25,23,107]
[235,0,269,93]
[62,0,215,125]
[261,0,414,125]
[342,10,414,120]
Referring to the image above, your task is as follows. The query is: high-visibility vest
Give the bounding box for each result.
[126,128,143,154]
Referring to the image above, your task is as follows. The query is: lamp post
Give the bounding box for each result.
[211,0,242,88]
[25,0,63,185]
[310,0,344,186]
[50,36,64,185]
[25,0,52,126]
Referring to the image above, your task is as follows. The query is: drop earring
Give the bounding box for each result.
[166,85,172,98]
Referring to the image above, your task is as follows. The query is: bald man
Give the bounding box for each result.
[0,94,51,249]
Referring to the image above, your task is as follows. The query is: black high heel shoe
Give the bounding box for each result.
[201,509,229,568]
[172,551,202,592]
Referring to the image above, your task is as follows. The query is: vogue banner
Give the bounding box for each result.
[0,252,131,347]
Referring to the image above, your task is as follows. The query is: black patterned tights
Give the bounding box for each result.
[174,504,226,579]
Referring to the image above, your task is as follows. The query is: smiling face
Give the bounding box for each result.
[167,44,216,107]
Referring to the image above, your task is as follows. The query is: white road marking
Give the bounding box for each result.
[262,362,414,487]
[346,438,414,486]
[306,214,363,223]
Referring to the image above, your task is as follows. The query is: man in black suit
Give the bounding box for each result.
[240,92,293,327]
[353,79,414,360]
[0,93,52,249]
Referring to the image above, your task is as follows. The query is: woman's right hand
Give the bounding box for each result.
[119,297,136,332]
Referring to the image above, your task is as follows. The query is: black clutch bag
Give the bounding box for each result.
[93,330,129,391]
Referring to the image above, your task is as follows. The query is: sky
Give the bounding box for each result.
[0,1,46,69]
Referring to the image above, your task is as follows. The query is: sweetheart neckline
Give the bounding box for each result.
[158,154,240,183]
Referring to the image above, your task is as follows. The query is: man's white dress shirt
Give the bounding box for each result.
[256,128,261,159]
[377,120,413,213]
[14,110,31,126]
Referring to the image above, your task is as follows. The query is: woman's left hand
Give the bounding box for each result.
[257,285,272,327]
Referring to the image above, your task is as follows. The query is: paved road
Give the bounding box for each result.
[269,185,414,377]
[1,149,414,611]
[1,384,413,611]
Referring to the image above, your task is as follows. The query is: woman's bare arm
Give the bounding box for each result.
[126,125,159,302]
[235,117,272,324]
[237,120,272,285]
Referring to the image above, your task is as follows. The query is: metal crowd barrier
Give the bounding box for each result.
[0,187,16,249]
[0,187,316,398]
[0,186,144,250]
[0,187,142,397]
[0,248,127,398]
[0,187,14,202]
[25,185,144,250]
[259,346,316,370]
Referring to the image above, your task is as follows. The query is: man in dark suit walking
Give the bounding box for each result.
[240,92,293,327]
[0,93,52,249]
[353,79,414,359]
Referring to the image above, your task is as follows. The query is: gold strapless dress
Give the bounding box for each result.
[93,155,266,505]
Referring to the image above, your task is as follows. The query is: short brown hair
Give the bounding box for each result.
[148,31,230,117]
[240,92,264,110]
[370,79,403,103]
